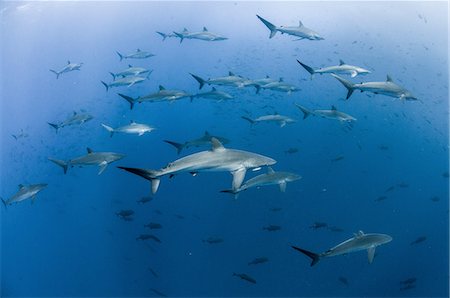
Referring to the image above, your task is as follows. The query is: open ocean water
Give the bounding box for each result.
[1,1,449,297]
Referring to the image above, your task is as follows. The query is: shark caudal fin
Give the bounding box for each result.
[49,69,60,79]
[190,73,206,89]
[117,167,161,194]
[173,31,184,43]
[109,72,116,80]
[117,93,136,110]
[241,116,255,125]
[163,140,184,155]
[0,197,7,209]
[291,246,321,266]
[101,124,115,137]
[116,51,124,61]
[297,60,315,79]
[294,103,312,119]
[220,189,240,200]
[156,31,167,41]
[48,157,69,174]
[256,15,277,38]
[101,81,109,92]
[331,74,355,100]
[47,122,60,133]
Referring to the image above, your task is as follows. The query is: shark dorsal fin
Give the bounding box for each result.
[128,64,132,68]
[183,28,188,32]
[159,85,165,90]
[299,21,303,27]
[331,105,337,111]
[73,111,77,115]
[87,147,94,154]
[339,59,345,65]
[18,184,24,189]
[67,60,71,64]
[212,87,216,91]
[211,137,225,151]
[266,75,270,78]
[204,131,210,136]
[203,27,208,32]
[386,75,393,82]
[137,48,141,52]
[279,77,284,82]
[354,230,365,238]
[229,71,235,76]
[130,120,136,124]
[267,167,275,174]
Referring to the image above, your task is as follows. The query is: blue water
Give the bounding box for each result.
[1,1,449,297]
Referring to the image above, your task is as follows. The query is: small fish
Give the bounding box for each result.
[400,284,416,291]
[116,209,134,218]
[331,155,344,162]
[137,196,153,204]
[338,276,349,286]
[203,237,223,244]
[284,147,299,154]
[145,222,162,229]
[378,145,389,150]
[175,214,185,219]
[375,196,388,202]
[263,225,281,232]
[136,234,161,243]
[430,196,440,202]
[148,267,159,278]
[269,207,282,212]
[328,226,344,232]
[410,236,426,245]
[248,257,268,265]
[233,272,256,284]
[400,277,417,285]
[150,288,167,297]
[442,171,449,178]
[385,185,396,192]
[310,222,328,229]
[397,182,409,188]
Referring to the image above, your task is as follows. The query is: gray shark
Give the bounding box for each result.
[295,103,356,122]
[101,75,148,92]
[190,72,248,89]
[110,65,152,80]
[242,114,296,127]
[156,31,177,41]
[50,60,83,79]
[173,27,228,43]
[297,59,370,79]
[11,129,29,140]
[118,85,191,109]
[118,138,276,194]
[48,111,93,133]
[332,74,418,100]
[221,167,301,198]
[164,131,230,155]
[116,49,155,61]
[259,79,300,94]
[257,15,323,40]
[243,76,278,93]
[190,87,234,101]
[1,183,47,207]
[48,148,125,175]
[101,121,156,137]
[291,230,393,266]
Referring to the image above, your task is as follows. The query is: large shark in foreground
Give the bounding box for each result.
[291,230,392,266]
[118,138,276,194]
[295,103,356,122]
[48,148,125,175]
[297,59,370,78]
[256,15,323,40]
[1,183,48,207]
[50,61,83,79]
[332,74,418,100]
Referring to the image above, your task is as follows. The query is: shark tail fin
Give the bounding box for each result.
[190,73,206,89]
[241,116,255,125]
[294,103,312,119]
[49,69,60,79]
[117,93,136,110]
[331,74,355,100]
[116,51,123,61]
[291,246,321,266]
[47,122,60,133]
[297,60,315,79]
[109,72,116,80]
[163,140,184,155]
[173,31,184,43]
[117,167,161,194]
[156,31,167,41]
[11,134,17,140]
[101,81,109,92]
[256,15,277,38]
[48,157,69,174]
[220,189,239,200]
[101,124,115,137]
[1,197,7,209]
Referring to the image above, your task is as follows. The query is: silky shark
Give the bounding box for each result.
[48,111,93,133]
[242,114,296,127]
[190,72,248,89]
[118,85,191,109]
[109,66,152,80]
[1,183,47,208]
[156,31,177,41]
[291,230,392,266]
[259,79,300,94]
[221,167,301,198]
[164,131,230,155]
[332,74,418,100]
[297,59,370,79]
[116,49,155,61]
[173,27,228,43]
[295,103,356,122]
[190,87,234,101]
[48,148,125,175]
[50,61,83,79]
[118,138,276,194]
[101,121,156,137]
[257,15,323,40]
[101,75,148,92]
[243,76,278,93]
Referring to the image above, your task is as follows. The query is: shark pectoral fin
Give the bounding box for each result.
[231,167,247,190]
[350,71,357,78]
[138,132,145,136]
[280,121,286,128]
[151,178,160,194]
[279,181,287,192]
[367,246,376,263]
[98,161,108,175]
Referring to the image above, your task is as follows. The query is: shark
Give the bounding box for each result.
[109,66,152,80]
[1,183,47,207]
[117,138,276,194]
[48,147,125,175]
[164,131,230,155]
[242,114,296,127]
[297,59,370,79]
[221,167,301,198]
[291,230,393,266]
[116,49,155,61]
[118,85,191,109]
[190,87,234,101]
[101,75,148,92]
[173,27,228,43]
[295,103,357,122]
[243,76,279,93]
[156,31,177,41]
[259,79,300,94]
[48,111,93,133]
[49,61,83,79]
[101,121,156,137]
[190,72,248,89]
[332,74,418,100]
[256,15,323,40]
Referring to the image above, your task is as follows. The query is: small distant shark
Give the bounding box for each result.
[190,72,248,89]
[50,61,83,79]
[259,79,300,94]
[101,75,148,92]
[190,87,234,101]
[164,131,230,155]
[291,230,392,266]
[101,121,156,137]
[173,27,228,43]
[221,167,301,198]
[332,74,418,100]
[1,183,47,208]
[11,129,29,140]
[295,103,356,122]
[109,65,152,79]
[242,114,296,127]
[48,111,93,133]
[156,31,177,41]
[116,49,155,61]
[118,138,276,194]
[256,15,324,40]
[243,76,278,93]
[49,147,125,175]
[297,59,370,79]
[118,85,191,109]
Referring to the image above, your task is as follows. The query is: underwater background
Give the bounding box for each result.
[1,1,449,297]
